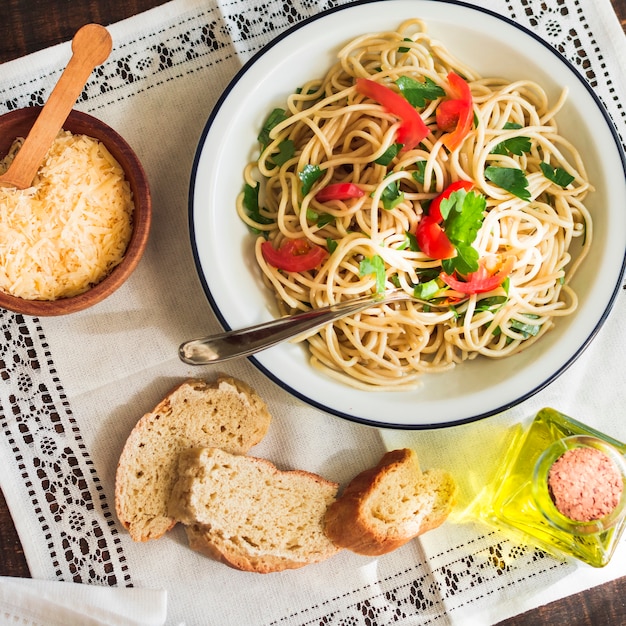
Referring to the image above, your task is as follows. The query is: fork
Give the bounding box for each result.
[178,290,459,364]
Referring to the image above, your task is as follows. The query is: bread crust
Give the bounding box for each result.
[115,377,271,541]
[324,448,456,556]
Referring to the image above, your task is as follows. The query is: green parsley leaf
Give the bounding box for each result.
[316,213,335,227]
[510,314,541,338]
[375,143,402,166]
[485,166,531,201]
[258,108,288,148]
[395,76,445,108]
[381,179,404,210]
[359,255,386,293]
[474,295,508,312]
[271,139,295,166]
[411,160,427,185]
[491,133,531,156]
[326,237,338,254]
[439,189,486,274]
[299,164,323,195]
[242,183,273,234]
[398,37,412,53]
[540,162,575,188]
[396,231,419,252]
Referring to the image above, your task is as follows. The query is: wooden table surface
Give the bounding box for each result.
[1,1,625,623]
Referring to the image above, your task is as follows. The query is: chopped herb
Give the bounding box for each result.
[540,162,575,188]
[485,166,531,201]
[510,314,541,338]
[375,143,402,166]
[395,75,446,108]
[380,179,404,210]
[439,189,486,275]
[412,160,427,185]
[271,139,295,166]
[491,126,531,156]
[359,255,386,293]
[326,237,338,254]
[306,209,334,227]
[396,231,418,251]
[242,183,273,233]
[390,274,401,288]
[474,295,508,312]
[398,37,413,53]
[258,108,288,149]
[413,279,441,300]
[299,164,323,195]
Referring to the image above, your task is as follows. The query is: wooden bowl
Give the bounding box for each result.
[0,106,151,316]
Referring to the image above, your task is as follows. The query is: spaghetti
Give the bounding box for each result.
[237,19,591,390]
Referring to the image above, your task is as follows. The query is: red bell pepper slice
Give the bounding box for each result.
[428,179,474,221]
[315,182,364,202]
[416,215,456,260]
[261,238,328,272]
[416,180,474,259]
[355,78,429,151]
[436,72,473,151]
[440,256,514,294]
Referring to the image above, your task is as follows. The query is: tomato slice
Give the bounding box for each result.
[261,238,328,272]
[315,182,364,202]
[355,78,429,151]
[436,72,473,151]
[428,180,474,221]
[416,215,456,259]
[440,256,514,294]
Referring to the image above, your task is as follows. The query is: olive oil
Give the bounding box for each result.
[480,408,626,568]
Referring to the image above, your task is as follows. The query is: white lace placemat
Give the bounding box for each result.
[1,1,625,624]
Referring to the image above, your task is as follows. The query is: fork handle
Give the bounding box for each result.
[178,293,387,364]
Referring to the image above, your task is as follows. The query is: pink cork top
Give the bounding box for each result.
[547,446,623,522]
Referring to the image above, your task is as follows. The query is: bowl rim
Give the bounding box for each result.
[188,0,626,429]
[0,106,151,316]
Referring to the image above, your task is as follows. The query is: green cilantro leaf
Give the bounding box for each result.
[540,162,575,188]
[485,166,531,201]
[258,108,288,149]
[359,255,386,293]
[395,76,445,108]
[299,164,323,195]
[375,143,402,166]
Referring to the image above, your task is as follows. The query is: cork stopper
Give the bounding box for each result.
[547,447,623,522]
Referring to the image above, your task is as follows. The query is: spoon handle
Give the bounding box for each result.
[179,293,395,364]
[0,24,112,189]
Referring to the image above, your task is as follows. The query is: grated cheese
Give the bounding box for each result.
[0,130,134,301]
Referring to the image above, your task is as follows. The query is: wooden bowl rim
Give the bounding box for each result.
[0,107,152,316]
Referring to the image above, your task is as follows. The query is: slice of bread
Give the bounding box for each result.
[169,447,341,573]
[115,377,271,542]
[323,448,456,556]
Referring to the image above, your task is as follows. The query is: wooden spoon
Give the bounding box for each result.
[0,24,112,189]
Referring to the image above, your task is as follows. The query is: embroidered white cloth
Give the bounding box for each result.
[1,0,625,625]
